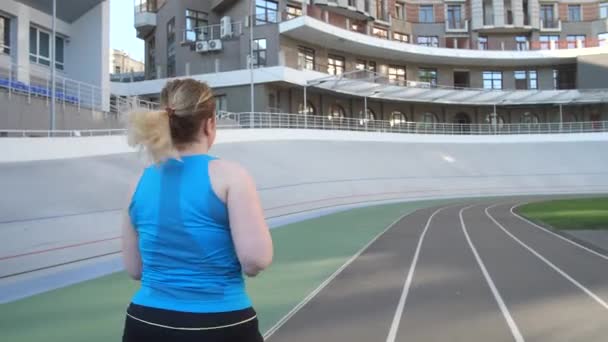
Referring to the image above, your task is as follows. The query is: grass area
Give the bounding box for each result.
[0,199,450,342]
[518,197,608,231]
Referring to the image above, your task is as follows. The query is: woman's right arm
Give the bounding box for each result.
[225,164,273,277]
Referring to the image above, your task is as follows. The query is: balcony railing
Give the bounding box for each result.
[540,19,562,32]
[181,21,243,43]
[446,19,469,33]
[134,0,157,14]
[3,112,607,137]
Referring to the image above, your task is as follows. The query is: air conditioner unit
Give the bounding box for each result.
[208,39,223,51]
[220,16,232,38]
[195,41,209,53]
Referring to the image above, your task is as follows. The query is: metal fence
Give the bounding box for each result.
[0,60,104,112]
[1,112,607,138]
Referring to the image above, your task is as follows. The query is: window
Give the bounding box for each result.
[521,112,539,124]
[328,55,345,75]
[478,36,488,50]
[29,27,65,70]
[329,104,346,119]
[297,47,315,70]
[115,66,121,74]
[355,59,367,71]
[515,36,528,51]
[0,15,10,55]
[286,5,302,19]
[361,108,375,123]
[215,95,227,113]
[417,36,439,47]
[372,27,388,39]
[483,71,502,89]
[485,113,505,126]
[255,0,278,25]
[368,61,377,73]
[167,18,176,77]
[540,4,555,27]
[567,34,585,48]
[395,2,405,20]
[391,112,407,126]
[553,68,576,89]
[388,65,406,85]
[599,33,608,47]
[419,5,434,23]
[418,68,437,87]
[539,35,559,50]
[253,39,266,67]
[147,37,156,78]
[568,5,581,22]
[601,3,608,19]
[447,5,463,29]
[185,9,208,41]
[514,70,537,90]
[421,112,438,123]
[393,32,409,43]
[298,101,315,115]
[553,69,558,89]
[349,0,356,6]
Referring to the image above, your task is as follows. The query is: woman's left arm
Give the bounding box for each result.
[122,180,142,280]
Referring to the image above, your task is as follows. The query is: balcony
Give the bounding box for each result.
[446,19,469,33]
[134,0,157,39]
[540,19,561,32]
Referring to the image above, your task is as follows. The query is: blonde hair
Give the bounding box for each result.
[128,79,215,163]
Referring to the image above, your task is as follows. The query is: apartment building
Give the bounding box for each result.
[121,0,608,125]
[0,0,110,115]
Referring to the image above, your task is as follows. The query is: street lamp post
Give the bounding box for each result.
[50,0,56,131]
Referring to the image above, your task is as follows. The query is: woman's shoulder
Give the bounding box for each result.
[209,158,252,181]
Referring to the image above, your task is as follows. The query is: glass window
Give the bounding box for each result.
[185,9,208,41]
[355,59,367,71]
[167,17,176,77]
[568,5,581,22]
[215,95,227,113]
[388,65,406,85]
[485,113,505,126]
[393,32,409,43]
[417,36,439,47]
[599,33,608,47]
[514,70,537,90]
[422,112,438,123]
[368,61,377,73]
[478,36,488,50]
[540,4,555,27]
[419,5,434,23]
[298,101,315,115]
[0,15,10,55]
[372,27,388,39]
[297,47,315,70]
[256,0,278,25]
[286,5,302,19]
[376,0,387,21]
[328,55,345,75]
[395,2,405,20]
[253,38,266,67]
[483,71,502,89]
[521,112,539,124]
[567,34,585,48]
[539,35,559,50]
[29,27,64,69]
[329,104,345,119]
[529,70,537,89]
[447,5,463,29]
[418,68,437,87]
[391,112,407,126]
[515,36,528,50]
[601,3,608,19]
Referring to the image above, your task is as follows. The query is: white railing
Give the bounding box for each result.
[445,19,469,33]
[0,60,104,112]
[181,21,243,43]
[540,19,561,32]
[2,112,607,138]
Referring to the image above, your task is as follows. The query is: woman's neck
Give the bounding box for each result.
[177,141,209,157]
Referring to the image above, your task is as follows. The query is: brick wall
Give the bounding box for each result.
[558,3,568,21]
[328,11,347,28]
[435,4,445,22]
[583,3,598,21]
[388,0,397,17]
[407,3,418,22]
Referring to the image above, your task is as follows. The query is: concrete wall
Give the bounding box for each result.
[577,53,608,89]
[0,92,122,130]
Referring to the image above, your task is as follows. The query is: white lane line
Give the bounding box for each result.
[485,204,608,310]
[385,206,448,342]
[510,203,608,261]
[263,207,442,340]
[460,205,525,342]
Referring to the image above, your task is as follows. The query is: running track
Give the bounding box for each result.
[266,200,608,342]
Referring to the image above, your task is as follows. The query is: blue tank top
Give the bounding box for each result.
[128,154,251,313]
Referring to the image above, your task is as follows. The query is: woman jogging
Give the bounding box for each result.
[122,78,273,341]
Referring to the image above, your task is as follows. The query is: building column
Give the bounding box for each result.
[513,0,524,26]
[493,0,505,26]
[471,0,484,29]
[16,5,31,82]
[529,0,540,28]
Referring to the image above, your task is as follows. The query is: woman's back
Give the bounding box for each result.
[129,155,251,313]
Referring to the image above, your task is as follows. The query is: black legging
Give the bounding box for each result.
[122,303,264,342]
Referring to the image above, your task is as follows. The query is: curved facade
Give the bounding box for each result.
[127,0,608,124]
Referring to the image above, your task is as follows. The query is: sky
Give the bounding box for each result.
[110,0,144,62]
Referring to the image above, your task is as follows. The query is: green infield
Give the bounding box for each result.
[0,199,451,342]
[518,197,608,231]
